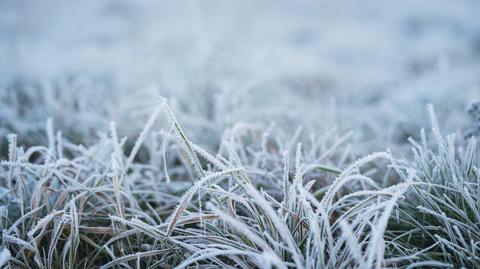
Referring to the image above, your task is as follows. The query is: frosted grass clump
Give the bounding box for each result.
[387,106,480,268]
[0,99,406,268]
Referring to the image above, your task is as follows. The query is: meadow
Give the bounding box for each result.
[1,0,480,268]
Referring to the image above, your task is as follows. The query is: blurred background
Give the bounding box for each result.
[1,0,480,154]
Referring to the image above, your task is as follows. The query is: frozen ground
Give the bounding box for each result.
[1,1,480,268]
[1,0,480,150]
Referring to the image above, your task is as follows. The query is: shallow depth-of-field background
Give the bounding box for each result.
[1,0,480,268]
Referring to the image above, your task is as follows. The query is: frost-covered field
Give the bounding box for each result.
[1,0,480,268]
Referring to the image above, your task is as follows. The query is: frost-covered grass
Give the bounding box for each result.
[1,99,479,268]
[2,0,480,268]
[386,106,480,268]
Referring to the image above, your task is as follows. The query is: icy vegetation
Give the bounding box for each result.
[1,0,480,268]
